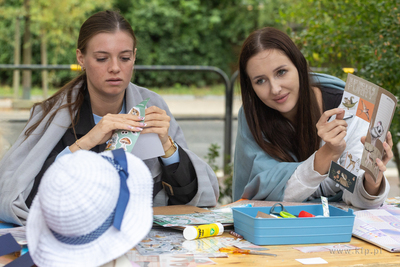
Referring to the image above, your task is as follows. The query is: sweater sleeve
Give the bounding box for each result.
[285,115,389,208]
[25,137,68,208]
[232,108,301,201]
[283,152,328,202]
[159,146,198,205]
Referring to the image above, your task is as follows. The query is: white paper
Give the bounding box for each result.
[131,133,164,160]
[352,205,400,252]
[0,226,27,245]
[295,257,328,264]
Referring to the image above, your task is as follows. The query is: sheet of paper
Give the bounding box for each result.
[153,205,211,216]
[136,229,254,256]
[124,249,160,266]
[352,205,400,252]
[295,257,328,264]
[159,254,196,267]
[0,226,27,245]
[131,133,164,160]
[153,212,233,227]
[194,255,217,265]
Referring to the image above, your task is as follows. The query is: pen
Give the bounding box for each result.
[229,230,244,239]
[343,114,354,120]
[219,247,277,257]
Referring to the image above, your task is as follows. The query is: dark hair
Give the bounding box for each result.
[239,27,321,162]
[25,10,137,138]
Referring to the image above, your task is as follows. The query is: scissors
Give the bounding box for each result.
[269,203,296,218]
[219,247,277,256]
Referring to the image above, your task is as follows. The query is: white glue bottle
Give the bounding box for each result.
[183,223,224,240]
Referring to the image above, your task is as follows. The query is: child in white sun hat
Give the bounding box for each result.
[26,149,153,267]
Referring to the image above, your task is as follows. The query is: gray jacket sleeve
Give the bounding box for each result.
[0,93,74,225]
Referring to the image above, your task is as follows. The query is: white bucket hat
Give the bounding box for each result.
[26,149,153,267]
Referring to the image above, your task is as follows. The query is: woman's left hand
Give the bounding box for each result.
[361,131,393,195]
[141,106,171,150]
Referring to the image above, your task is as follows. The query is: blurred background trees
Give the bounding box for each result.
[0,0,286,88]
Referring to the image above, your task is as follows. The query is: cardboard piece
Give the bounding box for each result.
[0,234,21,257]
[328,161,357,193]
[255,211,277,219]
[337,74,397,182]
[4,252,34,267]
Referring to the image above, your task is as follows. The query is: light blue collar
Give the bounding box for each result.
[93,100,126,125]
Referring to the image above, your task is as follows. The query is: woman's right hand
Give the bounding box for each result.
[70,113,145,152]
[314,108,348,174]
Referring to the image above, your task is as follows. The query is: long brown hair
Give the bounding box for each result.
[239,27,321,162]
[25,10,137,138]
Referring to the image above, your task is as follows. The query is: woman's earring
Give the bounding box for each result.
[82,66,86,71]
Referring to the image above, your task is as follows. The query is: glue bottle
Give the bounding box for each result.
[183,223,224,240]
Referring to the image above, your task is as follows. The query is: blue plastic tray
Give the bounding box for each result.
[232,205,354,245]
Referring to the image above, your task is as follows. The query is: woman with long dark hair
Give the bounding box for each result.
[0,10,219,225]
[233,27,391,208]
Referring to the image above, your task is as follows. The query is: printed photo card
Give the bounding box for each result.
[328,74,397,189]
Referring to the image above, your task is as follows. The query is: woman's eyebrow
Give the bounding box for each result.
[93,51,109,54]
[251,64,288,80]
[252,74,266,81]
[273,64,287,72]
[93,50,134,54]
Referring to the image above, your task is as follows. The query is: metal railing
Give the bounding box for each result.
[1,64,355,173]
[0,64,234,173]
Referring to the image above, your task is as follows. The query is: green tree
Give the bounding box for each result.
[118,0,285,87]
[1,0,292,90]
[0,0,111,90]
[30,0,112,88]
[281,0,400,181]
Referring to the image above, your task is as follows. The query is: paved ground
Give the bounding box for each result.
[0,96,399,198]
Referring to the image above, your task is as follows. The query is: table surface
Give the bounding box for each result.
[2,234,399,267]
[212,234,400,267]
[2,200,400,266]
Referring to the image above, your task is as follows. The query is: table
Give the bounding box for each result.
[2,200,400,266]
[2,234,399,267]
[211,233,400,266]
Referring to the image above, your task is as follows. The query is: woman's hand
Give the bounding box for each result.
[141,106,171,151]
[70,113,144,152]
[314,108,348,174]
[362,131,393,195]
[317,108,348,159]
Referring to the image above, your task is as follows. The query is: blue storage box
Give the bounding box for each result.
[232,205,354,245]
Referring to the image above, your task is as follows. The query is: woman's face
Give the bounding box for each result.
[246,49,300,122]
[77,30,136,101]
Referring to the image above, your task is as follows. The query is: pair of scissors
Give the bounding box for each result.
[219,247,277,256]
[269,203,296,218]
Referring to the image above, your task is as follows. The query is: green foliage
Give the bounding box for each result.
[204,143,233,205]
[279,0,400,176]
[204,143,220,173]
[221,159,233,205]
[112,0,286,87]
[0,0,111,87]
[0,0,292,89]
